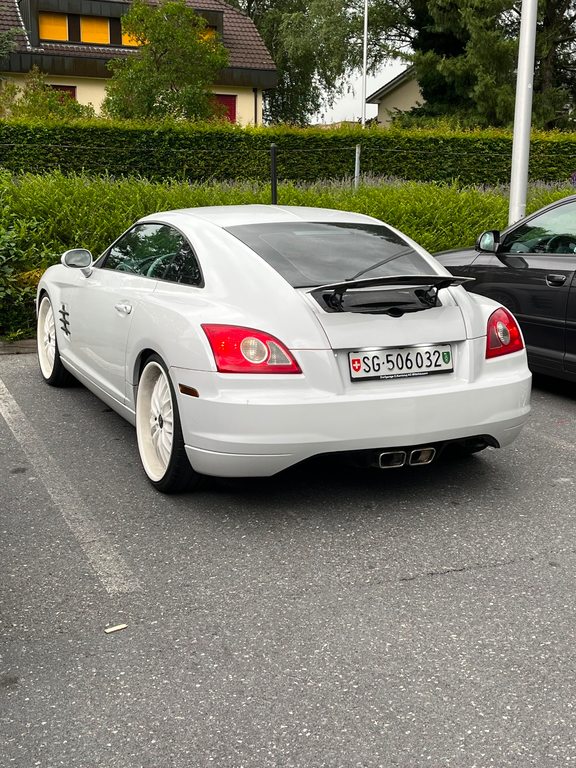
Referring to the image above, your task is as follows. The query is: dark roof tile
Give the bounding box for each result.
[0,0,30,48]
[0,0,274,70]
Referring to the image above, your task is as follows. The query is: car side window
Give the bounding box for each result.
[102,223,202,285]
[159,238,203,286]
[500,201,576,254]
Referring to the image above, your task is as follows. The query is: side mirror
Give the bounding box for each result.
[475,230,500,253]
[61,248,93,277]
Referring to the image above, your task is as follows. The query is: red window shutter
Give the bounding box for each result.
[214,94,237,123]
[50,85,77,100]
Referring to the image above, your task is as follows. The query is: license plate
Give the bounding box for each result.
[349,344,453,380]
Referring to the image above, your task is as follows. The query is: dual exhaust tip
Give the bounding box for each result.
[377,447,436,469]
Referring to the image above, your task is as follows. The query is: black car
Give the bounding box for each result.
[435,195,576,382]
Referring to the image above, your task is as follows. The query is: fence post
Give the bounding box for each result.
[270,143,277,204]
[354,144,361,189]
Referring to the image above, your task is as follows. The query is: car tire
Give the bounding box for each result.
[37,294,74,387]
[136,354,199,494]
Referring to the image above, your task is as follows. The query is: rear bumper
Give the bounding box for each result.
[174,365,532,477]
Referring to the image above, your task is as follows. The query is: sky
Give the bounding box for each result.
[314,62,405,125]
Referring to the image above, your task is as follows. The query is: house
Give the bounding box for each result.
[367,67,422,127]
[0,0,277,124]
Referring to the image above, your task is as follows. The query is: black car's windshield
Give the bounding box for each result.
[224,222,432,287]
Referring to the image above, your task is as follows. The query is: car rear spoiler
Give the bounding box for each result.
[308,275,475,313]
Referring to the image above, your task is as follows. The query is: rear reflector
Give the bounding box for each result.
[179,384,199,398]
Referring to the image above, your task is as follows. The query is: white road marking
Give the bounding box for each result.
[523,424,576,454]
[0,376,140,595]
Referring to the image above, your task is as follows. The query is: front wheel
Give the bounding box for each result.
[135,354,199,493]
[37,295,73,386]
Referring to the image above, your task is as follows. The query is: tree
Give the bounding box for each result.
[368,0,576,129]
[0,67,95,120]
[0,29,18,61]
[413,0,518,126]
[0,28,19,93]
[102,0,229,121]
[408,0,473,115]
[532,0,576,127]
[228,0,360,124]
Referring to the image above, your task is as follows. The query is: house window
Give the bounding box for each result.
[214,94,237,123]
[39,12,68,41]
[121,31,140,47]
[37,11,211,49]
[201,27,217,41]
[50,85,77,100]
[80,16,110,45]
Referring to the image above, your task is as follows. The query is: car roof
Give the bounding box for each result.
[138,205,381,228]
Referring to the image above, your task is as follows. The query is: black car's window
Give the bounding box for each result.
[102,223,202,285]
[224,222,431,287]
[501,201,576,254]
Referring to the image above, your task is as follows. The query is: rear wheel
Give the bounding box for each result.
[136,354,199,493]
[37,295,73,386]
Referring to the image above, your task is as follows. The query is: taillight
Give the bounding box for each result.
[485,307,524,358]
[202,324,302,374]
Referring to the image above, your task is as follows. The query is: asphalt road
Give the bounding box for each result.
[1,353,576,768]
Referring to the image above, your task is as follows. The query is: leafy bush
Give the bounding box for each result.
[0,68,96,121]
[2,120,576,186]
[0,228,41,338]
[1,171,574,339]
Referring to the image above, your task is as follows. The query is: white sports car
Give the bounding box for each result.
[36,205,531,493]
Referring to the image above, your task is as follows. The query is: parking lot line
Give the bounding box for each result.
[0,375,140,595]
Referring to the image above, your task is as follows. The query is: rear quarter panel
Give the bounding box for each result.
[123,221,335,394]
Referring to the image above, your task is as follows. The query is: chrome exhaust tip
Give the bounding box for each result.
[409,447,436,466]
[378,450,407,469]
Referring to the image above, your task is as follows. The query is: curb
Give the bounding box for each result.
[0,338,37,355]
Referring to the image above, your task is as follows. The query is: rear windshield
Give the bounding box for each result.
[224,222,432,288]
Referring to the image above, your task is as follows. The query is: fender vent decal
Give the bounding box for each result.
[59,305,71,337]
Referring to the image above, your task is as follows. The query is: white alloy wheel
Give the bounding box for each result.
[137,361,175,480]
[37,295,57,379]
[136,355,197,493]
[37,295,72,386]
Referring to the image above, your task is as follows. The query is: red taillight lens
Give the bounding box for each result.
[202,324,302,374]
[485,307,524,359]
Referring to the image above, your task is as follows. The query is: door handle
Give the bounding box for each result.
[114,302,133,315]
[546,273,567,286]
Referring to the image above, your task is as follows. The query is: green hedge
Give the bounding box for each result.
[2,120,576,184]
[1,171,574,339]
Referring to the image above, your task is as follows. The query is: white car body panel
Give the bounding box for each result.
[37,205,532,481]
[303,297,468,349]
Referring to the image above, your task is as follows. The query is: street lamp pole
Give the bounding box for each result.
[361,0,368,127]
[355,0,369,188]
[508,0,538,225]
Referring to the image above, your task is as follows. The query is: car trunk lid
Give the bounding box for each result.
[303,276,470,349]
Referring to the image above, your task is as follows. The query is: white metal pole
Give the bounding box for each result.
[361,0,368,128]
[508,0,538,225]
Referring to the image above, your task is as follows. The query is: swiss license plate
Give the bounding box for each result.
[349,344,453,380]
